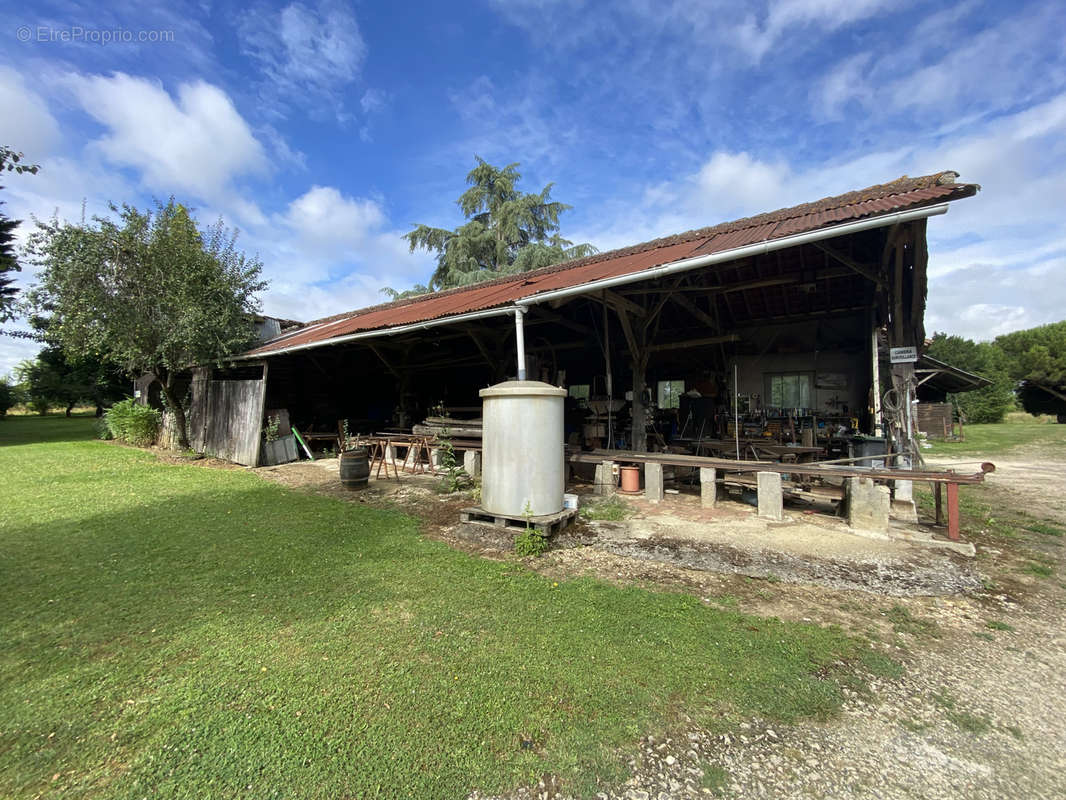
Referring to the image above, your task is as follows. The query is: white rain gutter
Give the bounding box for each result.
[231,305,518,360]
[234,202,950,361]
[515,203,950,308]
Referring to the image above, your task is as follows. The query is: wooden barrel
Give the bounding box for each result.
[340,447,370,489]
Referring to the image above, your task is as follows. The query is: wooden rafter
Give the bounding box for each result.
[813,241,885,287]
[668,292,718,328]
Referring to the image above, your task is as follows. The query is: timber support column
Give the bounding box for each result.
[631,354,648,452]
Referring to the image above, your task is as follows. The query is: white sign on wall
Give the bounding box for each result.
[889,346,918,363]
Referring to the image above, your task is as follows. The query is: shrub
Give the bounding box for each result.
[93,416,113,440]
[0,379,14,418]
[514,530,548,557]
[104,398,161,446]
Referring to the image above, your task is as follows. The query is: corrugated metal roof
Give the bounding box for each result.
[246,172,978,357]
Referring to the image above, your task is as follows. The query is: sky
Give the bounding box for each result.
[1,0,1064,375]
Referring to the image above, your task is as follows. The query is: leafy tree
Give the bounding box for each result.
[0,146,39,323]
[924,332,1014,424]
[0,376,16,417]
[26,199,267,449]
[400,157,596,293]
[996,321,1066,421]
[15,345,126,417]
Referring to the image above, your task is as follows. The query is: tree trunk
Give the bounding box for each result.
[158,370,191,451]
[65,404,74,417]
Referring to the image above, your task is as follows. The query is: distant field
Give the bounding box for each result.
[925,413,1065,458]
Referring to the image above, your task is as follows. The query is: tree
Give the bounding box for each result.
[0,376,16,417]
[27,199,267,448]
[924,333,1014,424]
[15,345,126,417]
[0,146,39,323]
[996,321,1066,421]
[400,157,596,293]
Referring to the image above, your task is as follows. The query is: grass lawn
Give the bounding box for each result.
[1,416,888,799]
[925,413,1066,458]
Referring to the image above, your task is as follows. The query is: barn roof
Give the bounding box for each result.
[245,171,978,358]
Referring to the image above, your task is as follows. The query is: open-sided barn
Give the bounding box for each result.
[188,171,975,467]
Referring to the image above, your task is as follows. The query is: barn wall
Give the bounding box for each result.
[189,370,267,466]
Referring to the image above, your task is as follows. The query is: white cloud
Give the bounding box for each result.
[735,0,900,62]
[0,68,62,155]
[238,0,366,121]
[238,185,435,322]
[60,73,268,222]
[814,4,1066,122]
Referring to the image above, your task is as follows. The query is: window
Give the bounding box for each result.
[766,373,812,409]
[657,379,685,409]
[568,384,590,404]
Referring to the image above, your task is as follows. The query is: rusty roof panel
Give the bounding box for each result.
[245,174,979,356]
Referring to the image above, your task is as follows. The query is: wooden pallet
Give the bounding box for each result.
[459,506,578,536]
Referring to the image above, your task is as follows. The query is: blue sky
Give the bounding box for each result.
[2,0,1065,374]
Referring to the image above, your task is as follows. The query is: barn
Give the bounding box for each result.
[180,171,987,535]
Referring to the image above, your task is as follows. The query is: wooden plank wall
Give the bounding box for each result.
[189,370,267,466]
[916,402,953,440]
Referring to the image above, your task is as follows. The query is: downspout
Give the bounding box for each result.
[514,307,527,380]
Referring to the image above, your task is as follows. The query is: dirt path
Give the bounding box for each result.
[928,451,1066,521]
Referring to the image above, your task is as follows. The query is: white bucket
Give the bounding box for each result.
[563,493,578,510]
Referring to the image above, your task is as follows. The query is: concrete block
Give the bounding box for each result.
[429,447,443,469]
[847,477,891,534]
[462,449,482,479]
[645,462,664,503]
[700,467,718,508]
[757,471,783,522]
[594,460,616,496]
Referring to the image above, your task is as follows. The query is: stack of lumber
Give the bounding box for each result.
[412,416,483,439]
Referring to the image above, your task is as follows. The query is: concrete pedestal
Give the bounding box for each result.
[757,471,784,521]
[463,449,482,479]
[847,477,891,534]
[594,460,616,496]
[645,462,664,503]
[700,467,718,508]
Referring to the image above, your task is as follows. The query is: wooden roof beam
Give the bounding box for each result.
[813,242,884,287]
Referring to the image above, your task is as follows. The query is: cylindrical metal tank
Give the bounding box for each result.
[479,380,566,517]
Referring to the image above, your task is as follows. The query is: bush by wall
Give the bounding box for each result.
[104,398,161,446]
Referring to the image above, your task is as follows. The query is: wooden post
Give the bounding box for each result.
[631,355,648,452]
[946,482,960,541]
[934,481,943,526]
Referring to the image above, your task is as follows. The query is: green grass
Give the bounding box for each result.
[924,413,1066,458]
[985,620,1014,632]
[946,710,992,735]
[578,494,632,521]
[1022,561,1054,579]
[0,417,888,800]
[885,604,940,638]
[1025,522,1065,537]
[700,764,729,794]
